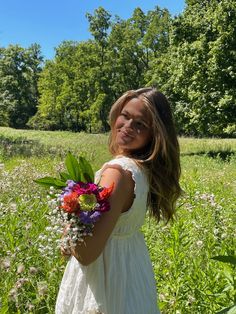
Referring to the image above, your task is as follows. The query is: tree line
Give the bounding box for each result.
[0,0,235,136]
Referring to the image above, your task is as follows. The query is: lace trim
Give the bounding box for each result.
[95,156,137,195]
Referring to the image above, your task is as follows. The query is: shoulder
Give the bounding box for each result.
[96,156,147,188]
[99,162,134,196]
[98,157,136,213]
[103,156,143,177]
[106,155,138,169]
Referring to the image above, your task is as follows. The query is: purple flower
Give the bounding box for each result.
[79,210,102,224]
[60,180,77,199]
[67,180,76,189]
[98,200,110,212]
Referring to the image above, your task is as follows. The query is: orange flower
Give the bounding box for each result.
[62,192,79,213]
[98,182,114,200]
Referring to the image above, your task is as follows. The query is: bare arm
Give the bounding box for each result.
[70,166,135,266]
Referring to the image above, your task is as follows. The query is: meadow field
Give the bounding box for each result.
[0,127,235,314]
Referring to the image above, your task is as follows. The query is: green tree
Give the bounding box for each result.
[30,3,235,137]
[86,7,112,131]
[29,41,83,131]
[108,8,149,96]
[86,6,111,68]
[150,0,236,136]
[29,40,107,132]
[0,44,43,128]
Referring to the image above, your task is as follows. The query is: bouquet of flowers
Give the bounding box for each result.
[35,152,113,251]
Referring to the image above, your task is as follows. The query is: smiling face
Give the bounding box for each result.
[114,97,152,155]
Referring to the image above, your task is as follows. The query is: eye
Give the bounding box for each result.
[120,112,128,119]
[135,121,148,130]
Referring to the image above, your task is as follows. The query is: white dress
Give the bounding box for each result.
[55,156,160,314]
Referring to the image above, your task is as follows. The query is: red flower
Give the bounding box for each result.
[98,183,114,201]
[61,192,80,213]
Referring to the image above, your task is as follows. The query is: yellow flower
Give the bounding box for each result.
[78,193,97,211]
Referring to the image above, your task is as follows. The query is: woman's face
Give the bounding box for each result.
[114,97,152,154]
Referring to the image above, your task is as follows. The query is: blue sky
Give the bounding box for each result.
[0,0,185,60]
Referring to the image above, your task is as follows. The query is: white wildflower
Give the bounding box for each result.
[37,281,48,297]
[17,264,25,274]
[1,258,11,269]
[213,228,219,235]
[9,288,17,301]
[221,233,227,239]
[29,266,38,274]
[196,240,203,247]
[188,295,196,304]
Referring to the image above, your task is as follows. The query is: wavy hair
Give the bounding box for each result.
[108,87,181,222]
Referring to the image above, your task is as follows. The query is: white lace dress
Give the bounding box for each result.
[55,156,160,314]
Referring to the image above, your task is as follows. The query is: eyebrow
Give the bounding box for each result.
[122,109,149,124]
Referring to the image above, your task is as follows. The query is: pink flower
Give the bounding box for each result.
[73,182,98,196]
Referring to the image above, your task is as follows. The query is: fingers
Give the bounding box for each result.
[60,246,71,257]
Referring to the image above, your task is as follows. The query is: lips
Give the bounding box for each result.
[119,129,135,139]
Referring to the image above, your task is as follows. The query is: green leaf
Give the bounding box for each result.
[216,304,236,314]
[34,177,67,188]
[65,152,81,182]
[0,302,10,314]
[211,255,236,265]
[79,156,94,182]
[59,171,71,182]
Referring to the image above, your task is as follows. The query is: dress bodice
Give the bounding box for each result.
[95,156,149,237]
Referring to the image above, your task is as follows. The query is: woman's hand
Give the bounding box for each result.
[61,224,72,257]
[60,246,71,257]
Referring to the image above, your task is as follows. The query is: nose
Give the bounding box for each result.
[124,118,134,128]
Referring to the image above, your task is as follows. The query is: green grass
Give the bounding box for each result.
[0,127,235,313]
[1,126,235,159]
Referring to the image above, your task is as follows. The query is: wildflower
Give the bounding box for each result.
[37,281,48,297]
[29,266,38,274]
[187,295,196,304]
[15,278,28,289]
[62,192,80,213]
[196,240,203,248]
[26,303,35,311]
[78,194,97,211]
[1,258,11,270]
[17,264,25,274]
[35,154,114,252]
[98,183,114,200]
[213,228,219,235]
[159,293,166,301]
[25,222,32,230]
[9,288,17,301]
[221,233,227,239]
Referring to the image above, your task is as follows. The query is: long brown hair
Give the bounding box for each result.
[109,87,181,222]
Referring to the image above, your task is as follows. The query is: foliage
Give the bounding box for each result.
[35,152,94,187]
[210,255,236,313]
[27,6,172,133]
[149,0,236,136]
[0,44,43,128]
[0,2,236,137]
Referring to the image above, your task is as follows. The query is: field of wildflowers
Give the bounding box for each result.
[0,127,235,313]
